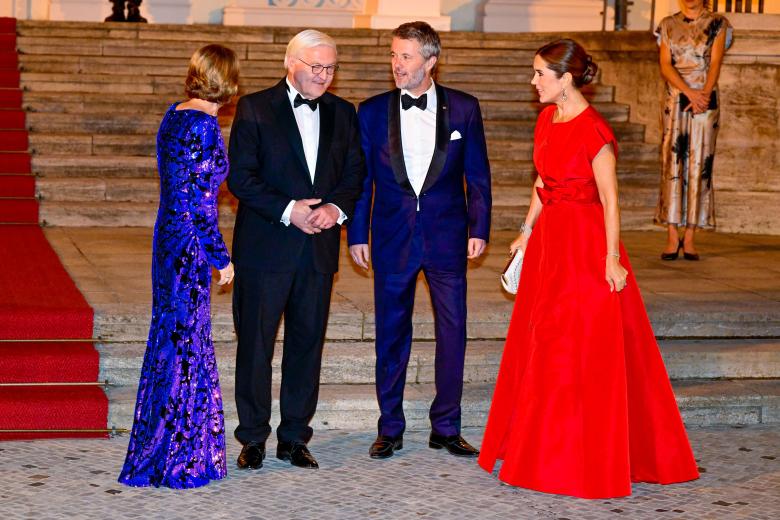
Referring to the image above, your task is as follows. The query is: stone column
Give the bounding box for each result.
[223,0,366,28]
[354,0,450,31]
[483,0,605,32]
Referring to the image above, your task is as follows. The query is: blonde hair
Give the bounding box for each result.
[184,44,240,104]
[284,29,337,68]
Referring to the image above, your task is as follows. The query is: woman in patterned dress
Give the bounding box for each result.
[118,44,239,489]
[656,0,732,260]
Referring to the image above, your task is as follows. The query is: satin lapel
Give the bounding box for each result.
[420,83,450,194]
[313,96,334,189]
[269,78,311,185]
[388,89,415,195]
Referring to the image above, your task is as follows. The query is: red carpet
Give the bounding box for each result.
[0,87,21,108]
[0,386,108,440]
[0,228,94,337]
[0,18,107,439]
[0,129,27,150]
[0,342,99,382]
[0,174,34,196]
[0,198,38,222]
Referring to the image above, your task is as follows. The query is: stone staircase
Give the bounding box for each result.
[100,338,780,433]
[10,21,779,434]
[14,21,659,230]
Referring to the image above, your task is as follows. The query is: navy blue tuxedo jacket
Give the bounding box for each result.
[347,83,492,273]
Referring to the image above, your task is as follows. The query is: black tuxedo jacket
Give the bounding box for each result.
[227,79,365,274]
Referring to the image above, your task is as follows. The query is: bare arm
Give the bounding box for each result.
[702,28,727,96]
[659,40,692,95]
[509,174,544,255]
[592,144,628,292]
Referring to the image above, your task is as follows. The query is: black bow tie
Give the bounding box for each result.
[401,93,427,111]
[294,93,319,111]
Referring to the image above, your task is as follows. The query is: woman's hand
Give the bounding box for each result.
[605,257,628,293]
[684,89,709,114]
[509,232,529,257]
[217,261,234,286]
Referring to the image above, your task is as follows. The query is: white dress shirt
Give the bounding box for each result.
[400,81,437,208]
[281,78,345,226]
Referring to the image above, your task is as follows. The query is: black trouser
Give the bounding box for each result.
[233,240,333,445]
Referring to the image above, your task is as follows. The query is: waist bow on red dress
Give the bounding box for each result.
[536,180,600,205]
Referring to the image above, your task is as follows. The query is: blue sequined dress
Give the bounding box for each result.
[118,104,230,489]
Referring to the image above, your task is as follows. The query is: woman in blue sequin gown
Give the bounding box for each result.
[119,44,239,489]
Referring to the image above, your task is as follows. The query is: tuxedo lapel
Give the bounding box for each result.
[313,96,334,189]
[269,78,312,185]
[387,89,415,195]
[420,83,450,194]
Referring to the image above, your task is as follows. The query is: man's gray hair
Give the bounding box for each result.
[284,29,338,67]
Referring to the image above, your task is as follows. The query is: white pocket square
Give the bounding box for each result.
[450,130,462,141]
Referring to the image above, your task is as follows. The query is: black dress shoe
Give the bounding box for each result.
[369,435,403,459]
[429,433,480,457]
[277,441,319,469]
[661,239,683,261]
[683,249,700,261]
[237,441,265,470]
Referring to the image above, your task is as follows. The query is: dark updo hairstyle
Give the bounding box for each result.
[535,38,598,88]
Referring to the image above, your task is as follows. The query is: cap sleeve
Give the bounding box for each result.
[709,14,734,50]
[654,16,672,47]
[583,115,618,163]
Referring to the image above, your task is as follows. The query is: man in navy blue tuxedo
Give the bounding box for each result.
[347,21,492,459]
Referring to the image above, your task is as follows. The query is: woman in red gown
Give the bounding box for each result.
[478,39,700,499]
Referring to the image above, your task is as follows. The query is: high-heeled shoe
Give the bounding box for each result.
[661,239,682,261]
[683,245,700,261]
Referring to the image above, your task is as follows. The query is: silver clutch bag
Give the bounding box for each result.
[500,249,524,294]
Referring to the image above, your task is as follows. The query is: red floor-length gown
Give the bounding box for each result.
[478,105,700,499]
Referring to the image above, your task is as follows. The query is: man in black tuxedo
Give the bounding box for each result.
[228,29,365,470]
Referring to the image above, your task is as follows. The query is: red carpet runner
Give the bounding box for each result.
[0,18,107,440]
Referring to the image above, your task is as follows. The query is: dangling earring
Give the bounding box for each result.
[562,88,568,102]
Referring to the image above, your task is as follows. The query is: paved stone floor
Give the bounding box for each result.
[1,426,778,519]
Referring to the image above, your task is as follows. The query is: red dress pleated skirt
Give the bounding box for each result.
[478,106,700,499]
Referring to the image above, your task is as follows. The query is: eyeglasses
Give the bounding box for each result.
[297,57,339,76]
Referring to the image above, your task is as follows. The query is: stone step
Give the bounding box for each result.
[15,36,542,65]
[98,341,502,388]
[34,199,655,230]
[26,134,656,164]
[15,65,542,87]
[104,378,780,431]
[32,152,659,181]
[96,339,780,388]
[22,96,621,120]
[17,54,537,77]
[32,155,157,177]
[17,70,614,104]
[14,21,653,50]
[34,201,660,232]
[33,162,660,203]
[23,105,631,135]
